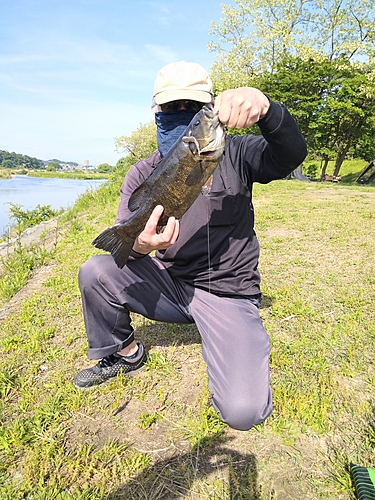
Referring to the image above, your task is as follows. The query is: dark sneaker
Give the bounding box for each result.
[73,342,147,389]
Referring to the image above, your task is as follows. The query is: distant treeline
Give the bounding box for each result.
[0,151,80,170]
[48,158,78,166]
[0,150,44,170]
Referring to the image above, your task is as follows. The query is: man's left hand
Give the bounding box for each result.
[214,87,270,129]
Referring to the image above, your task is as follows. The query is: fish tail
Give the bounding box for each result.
[92,227,135,269]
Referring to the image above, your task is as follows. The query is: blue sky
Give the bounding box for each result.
[0,0,227,166]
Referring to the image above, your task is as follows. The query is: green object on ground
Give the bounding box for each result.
[350,464,375,500]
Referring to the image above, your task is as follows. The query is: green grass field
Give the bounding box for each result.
[0,162,374,499]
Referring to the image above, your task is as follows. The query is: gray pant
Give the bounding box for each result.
[78,254,272,430]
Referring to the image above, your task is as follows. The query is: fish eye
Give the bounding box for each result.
[194,119,200,127]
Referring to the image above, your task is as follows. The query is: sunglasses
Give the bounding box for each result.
[160,100,206,114]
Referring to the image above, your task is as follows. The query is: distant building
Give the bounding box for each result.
[83,160,89,166]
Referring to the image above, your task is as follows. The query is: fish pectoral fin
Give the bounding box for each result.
[92,225,135,269]
[128,185,147,212]
[185,161,205,186]
[182,136,200,155]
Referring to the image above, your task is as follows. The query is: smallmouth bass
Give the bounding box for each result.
[92,106,225,268]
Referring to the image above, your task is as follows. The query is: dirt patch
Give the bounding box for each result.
[0,263,59,320]
[67,342,206,455]
[0,218,59,258]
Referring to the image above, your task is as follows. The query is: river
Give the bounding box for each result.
[0,174,106,235]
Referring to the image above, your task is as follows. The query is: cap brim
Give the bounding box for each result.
[154,89,212,105]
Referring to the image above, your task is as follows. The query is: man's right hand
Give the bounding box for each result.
[132,205,180,255]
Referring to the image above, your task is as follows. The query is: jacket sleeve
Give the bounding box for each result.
[225,99,307,185]
[115,150,160,224]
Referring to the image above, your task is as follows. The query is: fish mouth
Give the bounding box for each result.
[202,106,220,126]
[199,124,225,156]
[185,106,224,157]
[200,150,218,158]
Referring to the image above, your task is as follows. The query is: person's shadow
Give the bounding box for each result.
[107,434,260,499]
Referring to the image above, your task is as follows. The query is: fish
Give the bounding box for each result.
[92,106,225,268]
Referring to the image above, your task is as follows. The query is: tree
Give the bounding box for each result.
[1,159,14,169]
[114,120,157,162]
[115,157,132,175]
[47,161,60,171]
[209,0,312,79]
[209,0,375,175]
[329,62,375,176]
[209,0,375,78]
[97,163,113,173]
[0,150,44,169]
[255,55,333,176]
[257,55,375,177]
[354,132,375,163]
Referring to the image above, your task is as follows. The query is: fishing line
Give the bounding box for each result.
[201,177,212,296]
[206,198,211,297]
[203,179,213,336]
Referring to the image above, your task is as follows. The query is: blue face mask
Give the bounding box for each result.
[155,110,196,157]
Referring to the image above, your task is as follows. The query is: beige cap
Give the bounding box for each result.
[153,61,213,105]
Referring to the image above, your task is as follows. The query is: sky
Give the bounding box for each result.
[0,0,228,166]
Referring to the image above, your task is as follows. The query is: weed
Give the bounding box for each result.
[6,203,60,232]
[0,228,57,304]
[179,381,226,450]
[138,411,160,430]
[144,350,173,376]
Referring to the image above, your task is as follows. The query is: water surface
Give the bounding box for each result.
[0,174,106,234]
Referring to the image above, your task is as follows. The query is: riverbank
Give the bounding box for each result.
[27,170,109,180]
[0,169,12,179]
[1,168,109,180]
[0,218,59,259]
[0,179,375,498]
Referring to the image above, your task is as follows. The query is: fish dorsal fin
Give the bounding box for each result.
[182,136,200,155]
[128,184,147,212]
[185,161,205,186]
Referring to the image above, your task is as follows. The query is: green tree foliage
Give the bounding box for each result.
[328,62,375,176]
[48,158,78,166]
[0,150,44,169]
[257,56,375,177]
[209,0,375,77]
[1,159,14,169]
[114,120,157,163]
[355,133,375,163]
[209,0,311,80]
[97,163,113,173]
[208,0,375,174]
[114,157,133,177]
[47,161,60,171]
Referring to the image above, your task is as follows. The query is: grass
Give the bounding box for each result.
[301,158,368,183]
[0,231,58,304]
[28,170,109,180]
[0,169,12,179]
[0,164,374,498]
